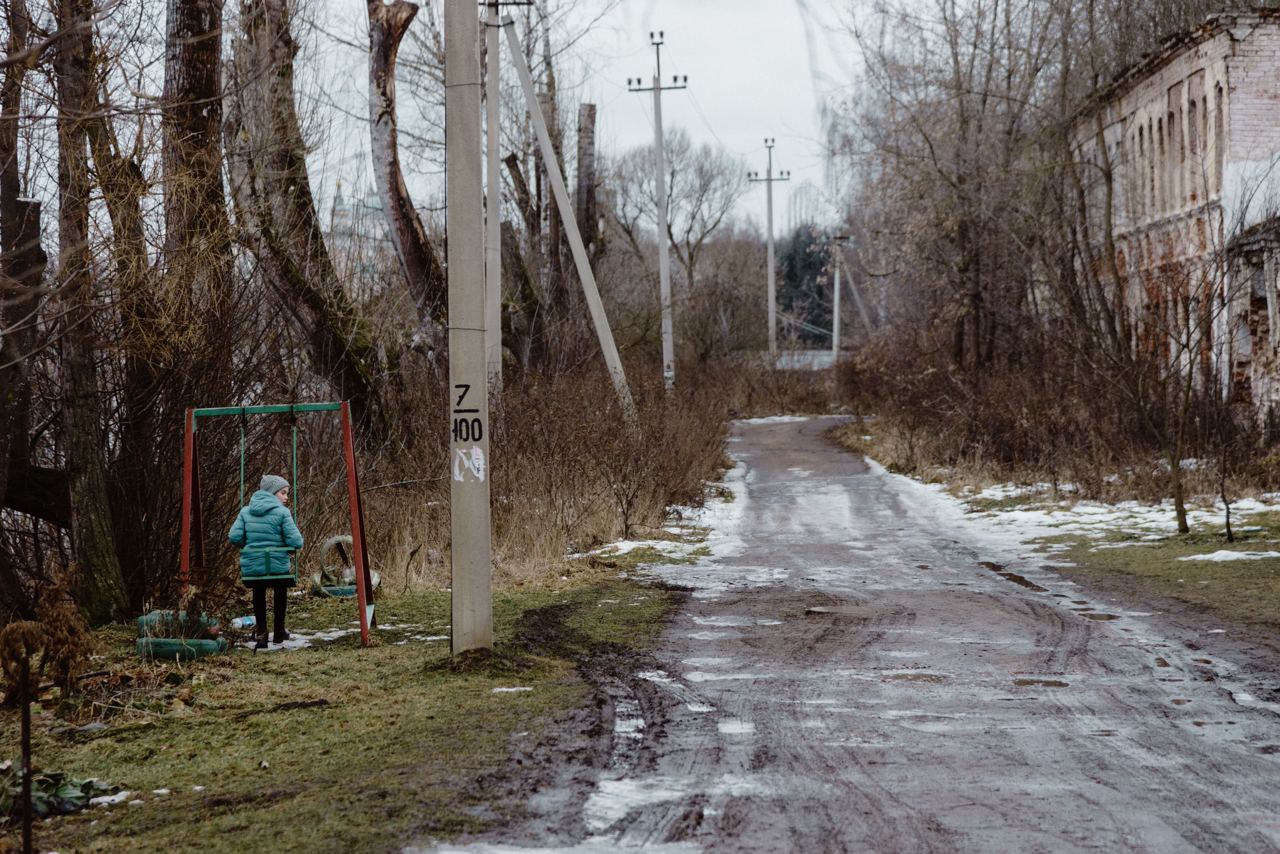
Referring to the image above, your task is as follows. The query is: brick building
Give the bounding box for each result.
[1073,10,1280,415]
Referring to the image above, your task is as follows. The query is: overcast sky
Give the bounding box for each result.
[308,0,856,232]
[569,0,855,231]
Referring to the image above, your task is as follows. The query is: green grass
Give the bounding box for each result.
[1043,512,1280,629]
[2,580,675,853]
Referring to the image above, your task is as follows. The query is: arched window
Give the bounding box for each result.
[1157,117,1165,213]
[1214,84,1225,195]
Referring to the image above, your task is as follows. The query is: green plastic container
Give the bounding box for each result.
[136,610,221,639]
[136,637,228,661]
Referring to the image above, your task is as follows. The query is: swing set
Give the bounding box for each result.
[179,401,377,646]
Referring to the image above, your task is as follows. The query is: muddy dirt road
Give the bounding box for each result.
[446,417,1280,852]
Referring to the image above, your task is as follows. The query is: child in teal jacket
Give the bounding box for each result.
[229,474,303,649]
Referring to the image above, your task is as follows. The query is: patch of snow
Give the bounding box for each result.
[1176,551,1280,562]
[684,671,771,683]
[717,719,756,735]
[1231,690,1280,715]
[583,777,691,832]
[240,627,357,652]
[636,670,672,683]
[90,791,131,808]
[735,415,811,425]
[688,630,735,641]
[582,773,767,833]
[491,686,533,694]
[692,615,753,627]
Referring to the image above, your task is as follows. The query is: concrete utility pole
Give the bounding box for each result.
[748,139,790,360]
[484,0,502,393]
[627,32,687,391]
[503,15,639,426]
[445,0,492,654]
[830,234,851,363]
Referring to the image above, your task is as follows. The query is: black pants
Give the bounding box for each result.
[251,582,289,639]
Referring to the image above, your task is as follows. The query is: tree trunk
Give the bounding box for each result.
[538,90,566,334]
[0,0,39,517]
[226,0,386,439]
[0,201,46,518]
[502,157,545,364]
[366,0,447,332]
[575,103,599,262]
[90,91,174,611]
[54,0,128,623]
[1171,452,1190,534]
[500,219,540,367]
[163,0,233,323]
[504,152,538,240]
[162,0,235,412]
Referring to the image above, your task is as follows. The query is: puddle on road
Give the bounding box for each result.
[1013,678,1070,688]
[717,719,756,735]
[884,672,948,684]
[979,561,1048,593]
[688,630,739,641]
[685,671,771,683]
[805,605,874,618]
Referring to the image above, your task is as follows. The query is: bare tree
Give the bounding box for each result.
[366,0,447,338]
[225,0,388,438]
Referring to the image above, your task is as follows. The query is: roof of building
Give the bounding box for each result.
[1077,8,1280,124]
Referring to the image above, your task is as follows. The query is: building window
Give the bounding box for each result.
[1215,84,1225,195]
[1152,118,1162,215]
[1182,99,1192,203]
[1157,117,1165,213]
[1141,128,1152,220]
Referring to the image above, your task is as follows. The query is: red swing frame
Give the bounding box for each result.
[178,401,376,646]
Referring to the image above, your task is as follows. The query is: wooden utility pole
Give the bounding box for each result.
[749,139,789,361]
[627,32,687,391]
[445,0,493,653]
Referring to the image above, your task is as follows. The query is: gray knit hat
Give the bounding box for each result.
[260,474,289,495]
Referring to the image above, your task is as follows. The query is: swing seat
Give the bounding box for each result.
[240,546,298,585]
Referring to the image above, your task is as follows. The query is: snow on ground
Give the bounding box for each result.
[947,475,1280,550]
[1177,550,1280,562]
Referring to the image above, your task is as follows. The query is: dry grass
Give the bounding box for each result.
[181,364,739,616]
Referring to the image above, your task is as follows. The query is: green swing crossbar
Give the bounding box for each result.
[193,403,344,419]
[178,401,376,647]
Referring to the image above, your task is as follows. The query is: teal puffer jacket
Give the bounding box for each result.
[228,490,304,583]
